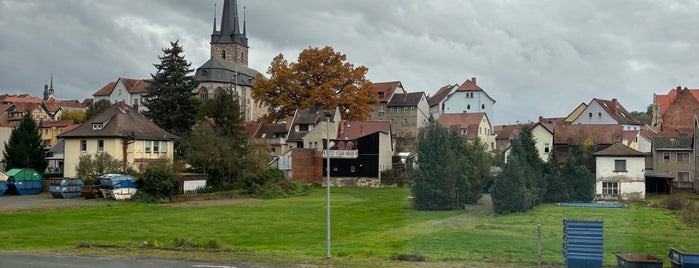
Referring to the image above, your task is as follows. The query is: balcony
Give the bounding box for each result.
[322,150,358,159]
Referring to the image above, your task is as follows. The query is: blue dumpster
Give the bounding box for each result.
[563,219,603,268]
[0,181,6,196]
[49,178,84,199]
[669,248,699,268]
[5,168,42,195]
[616,253,663,268]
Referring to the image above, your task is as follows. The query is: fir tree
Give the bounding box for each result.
[143,40,198,138]
[491,154,530,214]
[3,114,48,172]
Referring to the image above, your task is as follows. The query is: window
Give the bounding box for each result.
[403,119,408,125]
[678,172,690,182]
[663,153,670,162]
[161,141,168,153]
[222,50,226,60]
[403,107,408,112]
[133,98,139,106]
[379,105,384,116]
[92,123,103,130]
[350,166,356,173]
[145,141,151,153]
[411,106,415,111]
[97,140,104,152]
[390,107,395,113]
[467,104,471,110]
[378,92,384,98]
[589,112,593,118]
[678,153,689,162]
[544,143,550,153]
[481,104,485,109]
[614,159,627,172]
[80,140,87,152]
[598,112,602,118]
[153,141,160,153]
[461,129,467,135]
[602,182,619,196]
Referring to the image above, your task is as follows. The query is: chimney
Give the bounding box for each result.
[538,116,543,122]
[339,120,345,134]
[471,77,476,84]
[611,99,618,114]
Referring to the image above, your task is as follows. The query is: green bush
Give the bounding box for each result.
[244,168,311,199]
[137,162,178,201]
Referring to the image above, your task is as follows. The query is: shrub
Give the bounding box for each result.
[680,203,699,227]
[137,162,178,201]
[391,251,426,262]
[663,194,689,211]
[244,168,311,199]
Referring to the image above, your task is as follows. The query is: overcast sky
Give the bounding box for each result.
[2,0,699,125]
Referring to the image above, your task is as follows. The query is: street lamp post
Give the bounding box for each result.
[324,111,332,259]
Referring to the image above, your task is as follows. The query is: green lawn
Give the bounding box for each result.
[1,187,698,267]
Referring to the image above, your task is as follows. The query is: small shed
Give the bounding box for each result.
[5,168,43,195]
[176,173,207,194]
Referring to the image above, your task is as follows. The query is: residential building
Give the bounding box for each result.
[38,119,79,149]
[193,0,266,122]
[437,112,495,150]
[93,78,149,112]
[652,87,699,137]
[563,103,587,123]
[255,122,290,157]
[59,102,178,178]
[553,124,622,164]
[652,136,694,190]
[531,121,554,162]
[594,143,646,201]
[571,98,642,131]
[427,84,458,120]
[286,107,340,151]
[386,92,430,139]
[367,81,405,121]
[327,120,393,181]
[441,77,497,123]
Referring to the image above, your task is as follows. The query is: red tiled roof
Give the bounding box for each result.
[427,84,457,107]
[372,81,402,103]
[437,113,487,138]
[639,125,660,140]
[93,82,117,96]
[0,103,14,112]
[243,121,262,139]
[39,120,77,128]
[60,124,80,134]
[621,130,639,144]
[455,77,483,92]
[0,123,16,128]
[120,78,150,94]
[553,124,622,145]
[337,120,390,140]
[594,143,643,156]
[495,124,521,140]
[0,95,42,104]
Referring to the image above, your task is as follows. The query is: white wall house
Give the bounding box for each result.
[441,77,496,123]
[531,122,554,162]
[92,78,150,113]
[572,98,642,131]
[594,143,646,201]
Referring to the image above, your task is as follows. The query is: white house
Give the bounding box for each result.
[531,122,554,162]
[572,98,642,131]
[441,77,496,123]
[92,78,150,113]
[594,143,646,201]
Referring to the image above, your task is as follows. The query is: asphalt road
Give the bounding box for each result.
[0,254,260,268]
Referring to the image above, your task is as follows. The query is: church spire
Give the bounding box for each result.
[210,0,247,47]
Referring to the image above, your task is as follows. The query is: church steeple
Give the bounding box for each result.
[43,74,55,101]
[209,0,249,66]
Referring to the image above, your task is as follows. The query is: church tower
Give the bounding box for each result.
[43,74,55,101]
[210,0,248,67]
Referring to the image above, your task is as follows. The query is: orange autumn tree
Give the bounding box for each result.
[253,46,378,121]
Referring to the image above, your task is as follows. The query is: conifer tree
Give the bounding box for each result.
[143,40,198,137]
[3,114,48,172]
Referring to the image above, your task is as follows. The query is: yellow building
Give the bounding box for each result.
[58,102,177,178]
[39,120,78,149]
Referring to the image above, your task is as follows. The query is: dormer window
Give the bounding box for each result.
[92,123,103,130]
[378,92,384,98]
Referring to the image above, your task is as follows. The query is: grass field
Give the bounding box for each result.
[1,187,698,267]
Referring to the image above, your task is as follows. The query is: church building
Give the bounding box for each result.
[194,0,267,122]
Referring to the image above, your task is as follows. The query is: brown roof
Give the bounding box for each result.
[654,87,699,117]
[427,84,457,107]
[621,130,639,144]
[93,82,117,96]
[0,94,42,104]
[10,102,40,113]
[553,124,622,145]
[0,103,14,112]
[337,120,390,140]
[59,102,177,140]
[438,113,487,138]
[243,121,262,139]
[92,78,150,97]
[653,136,692,149]
[256,123,288,139]
[495,124,521,140]
[39,120,77,128]
[593,143,643,156]
[455,77,483,92]
[287,108,337,142]
[372,81,402,103]
[592,98,641,125]
[60,124,80,134]
[639,125,661,140]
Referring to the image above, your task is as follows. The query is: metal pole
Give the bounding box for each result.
[326,116,331,259]
[537,224,542,268]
